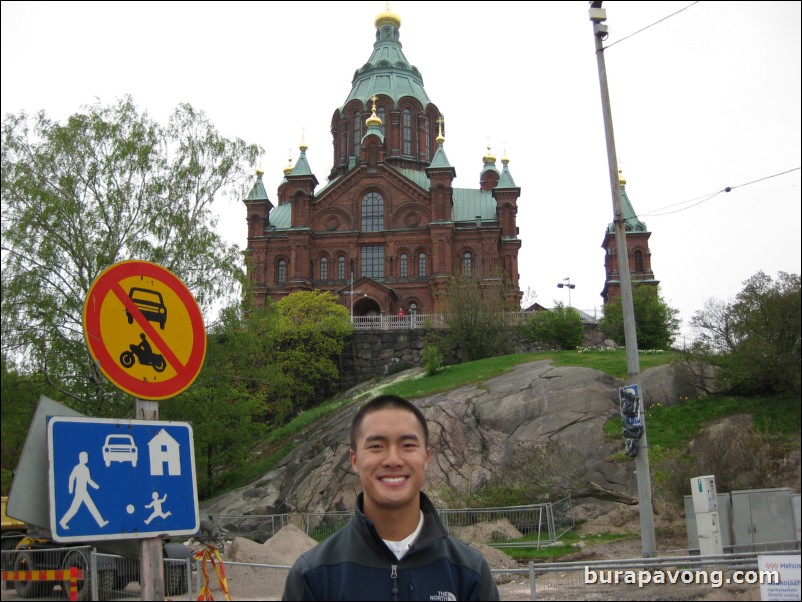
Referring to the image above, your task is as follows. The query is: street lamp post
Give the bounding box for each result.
[342,271,364,321]
[557,277,576,306]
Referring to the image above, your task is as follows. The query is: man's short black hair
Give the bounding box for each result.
[350,394,430,451]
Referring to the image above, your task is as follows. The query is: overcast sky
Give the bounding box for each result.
[2,1,800,343]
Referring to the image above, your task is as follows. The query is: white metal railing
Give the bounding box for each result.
[351,309,600,331]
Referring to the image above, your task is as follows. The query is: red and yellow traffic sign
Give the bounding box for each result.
[83,261,206,400]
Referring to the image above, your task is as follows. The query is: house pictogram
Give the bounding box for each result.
[148,429,181,476]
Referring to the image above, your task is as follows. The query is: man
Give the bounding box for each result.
[282,394,499,601]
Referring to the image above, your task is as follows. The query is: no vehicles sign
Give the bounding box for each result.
[83,260,206,400]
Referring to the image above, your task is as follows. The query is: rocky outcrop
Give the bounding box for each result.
[202,361,703,517]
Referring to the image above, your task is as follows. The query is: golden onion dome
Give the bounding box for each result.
[619,169,627,185]
[366,109,382,127]
[483,145,496,164]
[375,2,401,29]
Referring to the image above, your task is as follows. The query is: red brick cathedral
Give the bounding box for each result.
[243,5,522,317]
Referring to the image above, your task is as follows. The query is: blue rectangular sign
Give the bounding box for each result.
[48,416,199,542]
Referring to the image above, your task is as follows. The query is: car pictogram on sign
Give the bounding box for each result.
[103,434,138,467]
[126,287,167,330]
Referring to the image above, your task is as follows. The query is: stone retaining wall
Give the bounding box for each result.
[339,324,606,388]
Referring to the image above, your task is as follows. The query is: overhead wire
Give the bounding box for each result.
[603,2,700,50]
[638,166,801,217]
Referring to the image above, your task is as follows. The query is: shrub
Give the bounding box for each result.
[657,420,778,503]
[519,303,584,350]
[422,345,444,376]
[386,361,415,376]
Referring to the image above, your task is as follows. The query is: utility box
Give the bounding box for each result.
[691,475,718,513]
[731,487,796,552]
[685,493,732,553]
[696,511,723,556]
[687,475,723,555]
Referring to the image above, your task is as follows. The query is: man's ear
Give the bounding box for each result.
[350,449,358,473]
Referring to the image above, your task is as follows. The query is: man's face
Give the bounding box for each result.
[350,408,430,517]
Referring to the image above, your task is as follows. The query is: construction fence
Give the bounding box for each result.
[217,496,574,548]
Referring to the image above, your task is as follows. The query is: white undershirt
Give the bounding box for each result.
[382,511,424,561]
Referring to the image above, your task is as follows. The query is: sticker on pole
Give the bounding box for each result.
[83,260,206,400]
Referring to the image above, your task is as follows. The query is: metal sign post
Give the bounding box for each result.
[81,260,207,599]
[137,399,163,601]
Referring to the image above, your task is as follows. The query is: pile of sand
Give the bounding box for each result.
[227,523,318,565]
[199,525,319,600]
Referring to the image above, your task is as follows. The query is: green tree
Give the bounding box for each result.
[690,271,801,395]
[601,285,680,349]
[520,302,584,350]
[274,291,353,409]
[439,273,516,361]
[161,304,284,498]
[1,97,260,416]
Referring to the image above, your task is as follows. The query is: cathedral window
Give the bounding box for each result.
[418,252,426,277]
[361,246,385,279]
[403,109,413,155]
[634,250,644,273]
[463,252,473,277]
[277,260,287,285]
[320,256,328,281]
[361,191,384,231]
[378,107,385,135]
[400,253,408,278]
[425,118,430,158]
[338,256,346,280]
[353,110,361,156]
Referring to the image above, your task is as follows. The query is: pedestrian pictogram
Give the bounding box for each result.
[48,417,199,542]
[59,451,109,531]
[83,260,206,400]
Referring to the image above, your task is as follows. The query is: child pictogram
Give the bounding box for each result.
[144,491,173,525]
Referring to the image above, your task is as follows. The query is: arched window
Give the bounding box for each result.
[409,302,418,315]
[400,253,408,278]
[361,192,384,231]
[320,257,328,281]
[424,118,430,159]
[403,109,413,155]
[278,260,287,285]
[338,256,346,280]
[378,107,385,136]
[463,252,473,277]
[634,250,645,273]
[418,252,426,277]
[353,110,361,156]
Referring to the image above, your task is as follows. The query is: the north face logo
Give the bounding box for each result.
[429,592,457,601]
